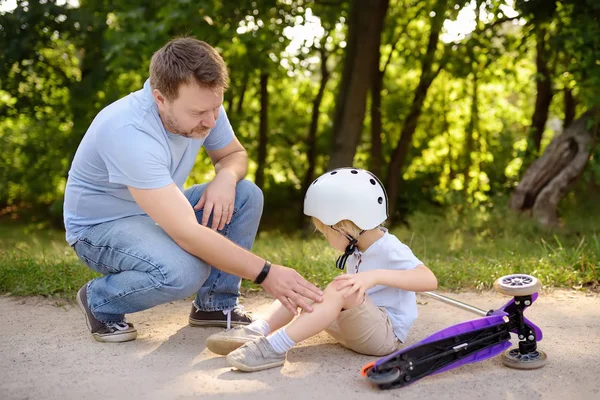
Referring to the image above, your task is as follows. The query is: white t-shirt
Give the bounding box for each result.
[345,229,423,342]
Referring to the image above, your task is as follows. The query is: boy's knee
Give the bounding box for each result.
[324,281,348,301]
[324,281,342,295]
[324,281,363,309]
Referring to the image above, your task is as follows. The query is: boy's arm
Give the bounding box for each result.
[370,265,438,292]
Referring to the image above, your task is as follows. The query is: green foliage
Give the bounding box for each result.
[0,0,599,224]
[0,1,79,210]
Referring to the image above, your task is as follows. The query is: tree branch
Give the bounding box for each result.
[484,14,522,31]
[315,0,345,6]
[381,3,427,74]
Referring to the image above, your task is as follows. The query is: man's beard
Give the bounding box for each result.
[162,110,210,139]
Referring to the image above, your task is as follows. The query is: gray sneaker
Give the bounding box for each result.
[76,284,137,343]
[226,336,286,372]
[207,326,265,355]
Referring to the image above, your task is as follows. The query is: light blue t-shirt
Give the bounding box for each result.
[345,229,423,342]
[63,80,234,245]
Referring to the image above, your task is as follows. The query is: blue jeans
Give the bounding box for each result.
[72,180,263,323]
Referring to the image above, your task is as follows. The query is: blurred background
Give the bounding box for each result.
[0,0,599,296]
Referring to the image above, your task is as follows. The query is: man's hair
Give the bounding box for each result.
[149,37,229,100]
[312,218,363,239]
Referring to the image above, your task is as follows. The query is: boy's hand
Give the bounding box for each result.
[333,271,377,304]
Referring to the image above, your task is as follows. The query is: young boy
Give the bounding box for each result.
[206,168,438,371]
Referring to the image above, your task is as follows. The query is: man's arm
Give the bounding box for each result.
[128,184,323,314]
[206,136,248,181]
[194,137,248,230]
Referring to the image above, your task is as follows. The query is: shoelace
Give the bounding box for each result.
[222,305,250,330]
[106,321,130,331]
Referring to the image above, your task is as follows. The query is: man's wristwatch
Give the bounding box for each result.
[254,260,272,284]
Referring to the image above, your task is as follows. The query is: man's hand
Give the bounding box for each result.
[194,170,237,230]
[261,264,323,315]
[333,271,377,304]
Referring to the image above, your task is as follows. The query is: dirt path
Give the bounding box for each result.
[1,289,598,400]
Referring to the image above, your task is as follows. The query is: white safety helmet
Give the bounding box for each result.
[303,168,388,230]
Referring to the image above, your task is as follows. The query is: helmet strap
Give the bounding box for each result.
[332,228,365,270]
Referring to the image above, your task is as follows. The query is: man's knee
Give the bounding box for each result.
[160,258,210,298]
[236,179,264,214]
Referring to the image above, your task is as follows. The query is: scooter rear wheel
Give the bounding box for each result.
[494,274,541,296]
[501,348,547,369]
[364,366,401,385]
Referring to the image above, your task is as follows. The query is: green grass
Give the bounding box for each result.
[1,202,598,299]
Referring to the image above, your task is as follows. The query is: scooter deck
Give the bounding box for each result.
[363,316,511,389]
[362,292,542,389]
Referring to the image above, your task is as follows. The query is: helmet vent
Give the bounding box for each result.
[331,171,338,175]
[378,197,383,204]
[312,178,318,185]
[351,170,358,174]
[370,179,376,185]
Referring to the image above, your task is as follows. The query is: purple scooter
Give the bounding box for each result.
[361,274,547,389]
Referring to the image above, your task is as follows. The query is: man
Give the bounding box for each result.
[64,37,323,343]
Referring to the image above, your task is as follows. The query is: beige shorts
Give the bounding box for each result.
[325,295,402,356]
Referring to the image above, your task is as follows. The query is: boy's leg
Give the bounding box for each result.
[325,296,402,356]
[205,299,296,355]
[73,215,211,342]
[184,179,263,327]
[262,300,297,331]
[283,280,362,343]
[225,281,359,371]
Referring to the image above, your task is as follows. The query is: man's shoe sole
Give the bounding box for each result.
[77,286,137,343]
[92,331,138,343]
[189,318,251,328]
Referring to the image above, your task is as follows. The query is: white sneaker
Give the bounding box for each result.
[226,336,286,372]
[206,326,264,355]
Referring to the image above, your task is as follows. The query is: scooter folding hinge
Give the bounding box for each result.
[453,343,468,352]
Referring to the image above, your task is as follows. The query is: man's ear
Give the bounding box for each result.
[152,89,167,107]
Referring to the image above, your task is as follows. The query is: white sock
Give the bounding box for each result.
[267,328,296,354]
[246,319,271,336]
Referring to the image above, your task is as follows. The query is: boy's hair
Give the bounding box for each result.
[312,217,363,238]
[149,37,229,100]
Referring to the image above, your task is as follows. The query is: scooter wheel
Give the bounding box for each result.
[501,348,547,370]
[494,274,541,296]
[365,366,401,385]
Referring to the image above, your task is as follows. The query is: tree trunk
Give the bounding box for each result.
[370,0,419,178]
[327,0,389,170]
[463,67,479,192]
[370,59,384,178]
[298,47,331,228]
[528,26,554,157]
[509,109,599,226]
[385,0,448,223]
[462,3,481,193]
[235,71,249,116]
[564,87,576,129]
[255,72,269,190]
[66,3,109,163]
